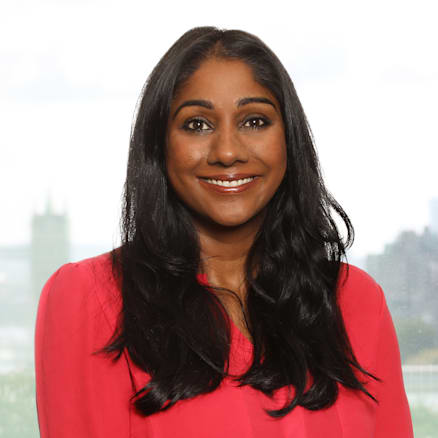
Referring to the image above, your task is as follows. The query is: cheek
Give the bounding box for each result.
[255,132,287,174]
[272,130,288,173]
[274,139,287,164]
[166,139,204,183]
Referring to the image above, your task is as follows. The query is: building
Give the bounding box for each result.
[30,195,70,300]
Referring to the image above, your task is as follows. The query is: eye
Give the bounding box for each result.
[182,118,212,133]
[242,117,271,130]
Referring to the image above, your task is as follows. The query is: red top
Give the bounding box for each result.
[35,252,413,437]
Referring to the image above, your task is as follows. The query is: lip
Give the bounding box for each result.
[198,175,259,194]
[198,173,258,181]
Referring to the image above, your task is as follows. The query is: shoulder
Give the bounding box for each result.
[38,251,122,333]
[337,262,384,317]
[336,262,386,366]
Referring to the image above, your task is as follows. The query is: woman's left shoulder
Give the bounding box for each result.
[334,262,390,371]
[336,261,384,316]
[335,261,389,350]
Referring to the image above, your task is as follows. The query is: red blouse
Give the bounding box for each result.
[35,252,413,437]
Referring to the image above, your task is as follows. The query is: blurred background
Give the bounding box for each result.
[0,0,437,436]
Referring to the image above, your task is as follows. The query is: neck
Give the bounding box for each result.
[194,214,263,296]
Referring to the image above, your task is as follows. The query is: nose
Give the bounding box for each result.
[207,125,249,167]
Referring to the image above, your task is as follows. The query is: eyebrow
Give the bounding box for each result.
[237,96,276,109]
[172,96,277,119]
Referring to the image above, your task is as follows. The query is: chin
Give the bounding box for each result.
[212,213,260,228]
[191,205,265,230]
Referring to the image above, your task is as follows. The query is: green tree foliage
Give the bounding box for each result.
[394,318,437,363]
[366,228,438,362]
[0,371,39,438]
[411,404,438,438]
[406,348,438,365]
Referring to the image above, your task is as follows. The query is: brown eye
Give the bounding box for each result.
[242,117,270,129]
[183,118,212,132]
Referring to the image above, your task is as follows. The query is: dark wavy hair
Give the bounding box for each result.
[105,26,378,418]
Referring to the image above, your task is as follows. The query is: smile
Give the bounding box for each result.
[198,176,259,194]
[204,177,255,187]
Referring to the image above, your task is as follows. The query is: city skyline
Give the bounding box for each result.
[1,194,438,267]
[4,193,437,261]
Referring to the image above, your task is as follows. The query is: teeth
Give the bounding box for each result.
[205,177,254,187]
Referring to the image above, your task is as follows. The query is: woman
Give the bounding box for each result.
[35,27,413,437]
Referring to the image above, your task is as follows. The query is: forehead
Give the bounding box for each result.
[172,58,277,105]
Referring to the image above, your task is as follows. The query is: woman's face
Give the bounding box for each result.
[166,58,287,230]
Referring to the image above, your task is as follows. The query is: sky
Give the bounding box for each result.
[1,0,437,258]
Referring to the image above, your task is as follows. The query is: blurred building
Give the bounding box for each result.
[30,195,70,299]
[366,228,438,322]
[366,198,438,325]
[0,195,109,373]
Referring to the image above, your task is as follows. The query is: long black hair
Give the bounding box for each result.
[105,26,378,418]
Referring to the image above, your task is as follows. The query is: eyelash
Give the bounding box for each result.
[182,116,271,133]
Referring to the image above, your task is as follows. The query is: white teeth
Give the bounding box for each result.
[205,177,254,187]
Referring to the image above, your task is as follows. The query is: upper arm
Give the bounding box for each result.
[372,286,414,437]
[337,265,414,436]
[35,262,133,437]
